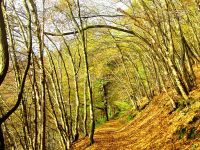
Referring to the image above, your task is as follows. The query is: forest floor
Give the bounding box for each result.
[72,66,200,150]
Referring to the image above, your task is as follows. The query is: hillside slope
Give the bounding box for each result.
[72,66,200,150]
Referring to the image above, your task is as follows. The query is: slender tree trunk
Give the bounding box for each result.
[45,36,74,141]
[46,48,71,149]
[30,56,41,150]
[167,57,188,100]
[103,84,109,121]
[28,1,46,148]
[83,80,88,136]
[46,81,68,149]
[139,53,153,99]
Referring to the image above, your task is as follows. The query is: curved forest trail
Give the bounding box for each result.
[72,66,200,150]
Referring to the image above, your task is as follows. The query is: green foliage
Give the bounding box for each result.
[177,126,199,140]
[107,60,117,70]
[115,101,132,114]
[177,127,186,139]
[127,114,136,122]
[176,100,188,112]
[187,127,196,139]
[190,144,199,150]
[95,117,107,128]
[94,79,109,89]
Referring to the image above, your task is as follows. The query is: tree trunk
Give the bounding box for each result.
[167,57,188,100]
[103,84,109,121]
[83,80,88,136]
[0,1,9,86]
[0,125,5,150]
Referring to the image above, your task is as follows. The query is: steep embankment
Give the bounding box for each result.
[72,66,200,150]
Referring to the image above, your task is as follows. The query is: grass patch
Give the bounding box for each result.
[95,117,107,128]
[127,114,136,122]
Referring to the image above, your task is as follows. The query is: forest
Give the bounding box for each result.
[0,0,200,149]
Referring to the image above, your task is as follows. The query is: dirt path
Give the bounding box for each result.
[72,66,200,150]
[72,120,125,150]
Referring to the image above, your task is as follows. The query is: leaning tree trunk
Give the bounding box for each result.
[0,1,9,149]
[0,1,9,86]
